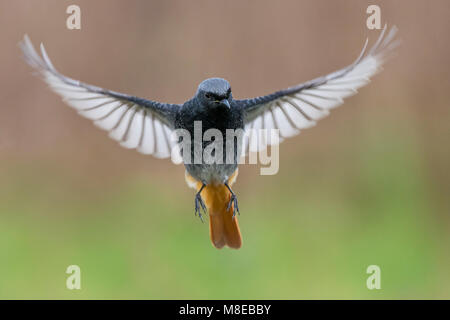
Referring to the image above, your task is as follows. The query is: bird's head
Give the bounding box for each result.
[196,78,232,109]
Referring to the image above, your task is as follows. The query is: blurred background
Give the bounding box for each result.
[0,0,449,299]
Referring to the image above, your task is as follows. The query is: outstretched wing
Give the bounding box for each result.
[235,26,399,154]
[20,35,181,159]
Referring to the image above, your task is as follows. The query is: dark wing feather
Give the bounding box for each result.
[20,35,181,160]
[235,25,399,154]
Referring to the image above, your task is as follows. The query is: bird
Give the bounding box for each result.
[20,25,398,249]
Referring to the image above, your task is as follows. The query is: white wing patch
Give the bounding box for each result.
[21,35,178,161]
[243,25,398,154]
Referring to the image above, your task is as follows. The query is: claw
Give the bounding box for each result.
[227,194,240,218]
[194,186,207,223]
[224,181,240,218]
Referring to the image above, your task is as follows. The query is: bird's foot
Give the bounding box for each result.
[194,193,207,222]
[227,194,240,218]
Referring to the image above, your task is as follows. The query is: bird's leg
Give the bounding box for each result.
[194,183,207,222]
[225,182,240,218]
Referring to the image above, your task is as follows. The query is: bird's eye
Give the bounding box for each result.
[205,93,211,99]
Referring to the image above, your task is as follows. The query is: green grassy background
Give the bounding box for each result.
[1,113,448,299]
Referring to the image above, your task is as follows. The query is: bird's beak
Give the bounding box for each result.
[220,99,231,109]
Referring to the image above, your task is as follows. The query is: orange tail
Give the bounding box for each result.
[185,171,242,249]
[202,183,242,249]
